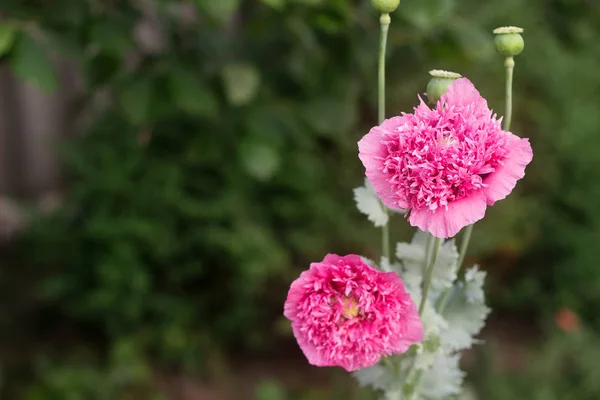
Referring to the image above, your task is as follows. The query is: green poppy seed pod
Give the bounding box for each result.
[371,0,400,13]
[493,26,524,57]
[425,70,462,105]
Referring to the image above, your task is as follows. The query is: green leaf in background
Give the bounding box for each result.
[118,77,153,125]
[42,30,84,62]
[194,0,240,23]
[169,71,218,118]
[90,20,133,54]
[9,32,58,92]
[254,379,288,400]
[301,97,357,136]
[260,0,286,10]
[239,138,280,181]
[222,63,261,106]
[0,21,18,56]
[403,0,455,33]
[450,20,495,63]
[292,0,324,5]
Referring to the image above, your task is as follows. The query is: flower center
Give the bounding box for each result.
[437,134,455,147]
[342,297,360,319]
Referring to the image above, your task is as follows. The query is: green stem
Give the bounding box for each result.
[382,215,390,261]
[423,233,434,270]
[379,13,391,261]
[409,55,515,399]
[378,14,390,125]
[438,55,515,314]
[436,283,453,314]
[436,224,474,313]
[456,224,473,273]
[437,58,515,316]
[406,370,423,400]
[418,238,441,315]
[503,56,514,131]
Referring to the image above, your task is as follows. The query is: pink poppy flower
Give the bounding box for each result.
[284,254,423,372]
[358,78,533,238]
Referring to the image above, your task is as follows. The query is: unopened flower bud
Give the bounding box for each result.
[371,0,400,14]
[425,70,462,105]
[493,26,524,57]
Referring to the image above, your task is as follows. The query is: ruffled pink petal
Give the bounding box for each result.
[322,253,344,265]
[358,117,408,209]
[379,271,424,352]
[322,253,363,266]
[408,191,487,238]
[291,322,328,367]
[482,134,533,205]
[397,320,424,353]
[440,77,488,111]
[395,306,424,353]
[283,273,307,321]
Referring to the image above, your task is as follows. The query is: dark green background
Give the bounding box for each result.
[1,0,600,398]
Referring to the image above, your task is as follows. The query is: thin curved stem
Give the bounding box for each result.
[382,212,390,261]
[418,237,442,315]
[503,56,514,131]
[409,49,519,400]
[436,284,452,315]
[424,233,434,269]
[379,14,391,261]
[378,15,390,125]
[406,237,441,399]
[456,223,473,273]
[436,224,474,313]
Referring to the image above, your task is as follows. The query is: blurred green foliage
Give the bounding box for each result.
[24,340,164,400]
[253,378,377,400]
[1,0,600,397]
[474,327,600,400]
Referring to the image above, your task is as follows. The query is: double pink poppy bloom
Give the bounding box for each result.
[284,254,423,371]
[359,78,533,238]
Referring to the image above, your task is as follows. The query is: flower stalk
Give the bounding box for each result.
[493,26,524,131]
[437,27,525,315]
[503,56,515,131]
[418,237,442,315]
[436,224,472,314]
[379,13,391,261]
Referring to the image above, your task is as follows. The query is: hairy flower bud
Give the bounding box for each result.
[493,26,524,57]
[371,0,400,14]
[425,70,462,105]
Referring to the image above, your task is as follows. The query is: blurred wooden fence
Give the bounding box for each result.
[0,62,81,239]
[0,1,171,239]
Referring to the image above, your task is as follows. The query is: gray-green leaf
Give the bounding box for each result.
[397,232,459,301]
[353,364,394,391]
[442,267,490,351]
[419,353,465,399]
[353,178,389,227]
